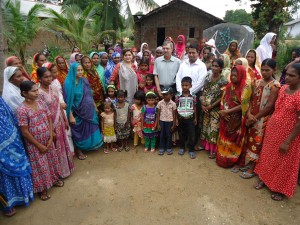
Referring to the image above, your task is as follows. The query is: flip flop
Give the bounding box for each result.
[208,153,216,159]
[271,192,284,201]
[53,180,64,187]
[4,208,16,217]
[231,167,240,173]
[239,166,251,172]
[104,149,110,154]
[255,181,265,190]
[240,172,256,179]
[39,192,51,201]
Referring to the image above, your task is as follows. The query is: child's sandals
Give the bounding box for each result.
[150,148,156,153]
[104,149,110,154]
[144,148,148,152]
[124,146,130,152]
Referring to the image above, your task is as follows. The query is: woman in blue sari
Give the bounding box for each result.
[104,52,121,87]
[0,97,34,217]
[64,63,103,160]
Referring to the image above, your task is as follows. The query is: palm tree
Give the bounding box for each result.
[2,0,45,63]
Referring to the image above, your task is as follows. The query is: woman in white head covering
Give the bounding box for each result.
[256,32,276,62]
[2,66,25,112]
[205,39,216,55]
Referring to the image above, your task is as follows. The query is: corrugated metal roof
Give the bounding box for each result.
[19,0,62,18]
[285,18,300,26]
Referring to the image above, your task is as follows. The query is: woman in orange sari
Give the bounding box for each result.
[55,56,69,86]
[224,40,242,67]
[31,53,46,83]
[81,56,104,113]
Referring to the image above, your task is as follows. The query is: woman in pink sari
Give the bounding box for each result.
[37,67,74,179]
[176,35,186,60]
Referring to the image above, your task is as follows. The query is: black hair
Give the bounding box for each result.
[146,74,155,81]
[34,53,45,63]
[139,57,149,66]
[116,89,127,98]
[37,67,49,79]
[122,48,132,56]
[291,63,300,77]
[103,100,115,111]
[72,46,80,53]
[106,85,117,97]
[145,92,156,99]
[189,43,199,52]
[212,58,224,69]
[203,46,211,53]
[49,63,56,71]
[20,81,36,97]
[261,58,276,70]
[134,90,146,102]
[91,52,99,58]
[181,76,192,84]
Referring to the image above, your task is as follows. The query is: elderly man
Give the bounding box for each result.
[176,43,207,95]
[154,41,181,97]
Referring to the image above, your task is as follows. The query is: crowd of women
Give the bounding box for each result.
[1,32,300,217]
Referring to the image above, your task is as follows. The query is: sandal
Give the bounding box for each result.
[104,149,110,154]
[178,149,185,155]
[239,172,256,179]
[158,149,165,155]
[194,145,204,151]
[4,208,16,217]
[117,146,123,152]
[144,148,148,152]
[53,180,64,187]
[271,192,284,201]
[208,153,216,159]
[231,167,240,173]
[124,146,130,152]
[255,181,265,190]
[189,152,196,159]
[39,191,51,201]
[111,148,118,152]
[239,165,251,172]
[76,152,87,160]
[150,148,156,153]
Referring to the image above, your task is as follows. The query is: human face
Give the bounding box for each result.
[163,43,173,58]
[123,51,133,63]
[136,56,141,64]
[76,65,84,79]
[246,51,256,67]
[181,81,192,93]
[155,51,163,58]
[146,76,153,86]
[188,48,198,63]
[142,44,148,52]
[72,47,80,53]
[101,55,108,66]
[291,51,297,60]
[108,49,114,60]
[230,68,239,84]
[229,42,237,52]
[10,57,22,67]
[23,84,39,100]
[162,93,171,101]
[117,95,125,103]
[37,55,46,67]
[285,67,300,86]
[177,36,183,44]
[234,59,243,66]
[146,97,155,106]
[211,62,222,75]
[270,35,276,44]
[91,54,99,66]
[203,49,210,60]
[113,57,120,64]
[143,52,150,61]
[51,66,58,79]
[104,104,112,113]
[132,49,137,56]
[261,65,275,80]
[134,98,142,105]
[9,70,24,87]
[107,88,115,98]
[82,58,92,71]
[39,70,53,86]
[139,63,149,72]
[75,55,81,63]
[56,57,66,70]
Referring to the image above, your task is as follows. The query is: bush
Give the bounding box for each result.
[277,41,300,71]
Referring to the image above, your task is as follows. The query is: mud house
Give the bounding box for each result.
[134,0,224,50]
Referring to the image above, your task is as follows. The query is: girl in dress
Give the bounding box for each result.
[137,58,150,91]
[17,81,63,201]
[106,84,118,106]
[115,90,131,151]
[131,91,145,148]
[37,67,74,179]
[101,101,117,154]
[144,74,158,94]
[141,91,159,153]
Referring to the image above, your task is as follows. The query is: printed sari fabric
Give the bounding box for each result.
[216,65,251,168]
[245,79,280,162]
[224,40,242,67]
[64,63,103,151]
[0,97,34,213]
[55,56,69,86]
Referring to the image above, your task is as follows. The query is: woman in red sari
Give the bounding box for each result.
[31,53,46,83]
[81,56,104,113]
[254,63,300,201]
[6,56,31,80]
[55,56,69,86]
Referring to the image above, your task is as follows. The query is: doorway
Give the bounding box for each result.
[157,28,165,47]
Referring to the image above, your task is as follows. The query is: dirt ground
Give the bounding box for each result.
[1,146,300,225]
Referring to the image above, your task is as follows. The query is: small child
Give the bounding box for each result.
[157,87,177,155]
[141,91,159,152]
[101,101,117,154]
[115,90,131,151]
[131,91,145,148]
[106,84,117,106]
[137,58,150,91]
[175,77,197,159]
[144,74,158,94]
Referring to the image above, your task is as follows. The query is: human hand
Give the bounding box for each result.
[60,103,67,110]
[38,145,48,153]
[279,141,290,154]
[70,116,76,125]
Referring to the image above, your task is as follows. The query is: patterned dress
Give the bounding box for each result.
[115,102,130,139]
[131,104,143,138]
[39,86,74,179]
[16,100,62,193]
[141,105,159,138]
[254,85,300,197]
[245,79,280,162]
[101,112,117,143]
[200,74,228,153]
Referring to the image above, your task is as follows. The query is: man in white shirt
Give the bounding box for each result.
[176,43,207,95]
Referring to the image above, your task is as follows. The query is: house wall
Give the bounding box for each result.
[287,23,300,38]
[134,1,222,51]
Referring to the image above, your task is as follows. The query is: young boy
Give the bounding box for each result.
[157,87,177,155]
[175,77,197,159]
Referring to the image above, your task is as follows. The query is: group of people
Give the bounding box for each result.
[1,32,300,217]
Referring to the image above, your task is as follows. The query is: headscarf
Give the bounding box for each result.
[175,35,186,59]
[221,54,231,81]
[245,49,261,77]
[114,46,122,55]
[69,53,78,65]
[31,53,42,83]
[236,57,252,81]
[224,40,242,65]
[139,43,148,55]
[205,39,216,55]
[256,32,276,62]
[2,66,24,112]
[55,56,69,85]
[90,51,106,92]
[6,56,30,80]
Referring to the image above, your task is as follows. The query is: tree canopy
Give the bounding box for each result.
[223,9,252,26]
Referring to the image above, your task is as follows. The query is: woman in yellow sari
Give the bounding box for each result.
[31,53,46,83]
[55,56,69,86]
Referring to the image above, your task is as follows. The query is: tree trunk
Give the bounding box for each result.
[0,0,5,94]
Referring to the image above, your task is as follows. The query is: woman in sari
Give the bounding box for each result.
[240,59,280,179]
[2,67,25,112]
[105,52,120,87]
[64,63,103,160]
[55,56,69,86]
[0,97,34,217]
[175,35,186,60]
[223,40,242,67]
[220,54,231,81]
[81,56,105,113]
[110,49,138,104]
[216,65,252,168]
[6,56,31,80]
[90,52,106,92]
[245,49,262,83]
[254,63,300,201]
[31,53,46,83]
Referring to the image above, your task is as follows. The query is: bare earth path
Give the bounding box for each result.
[1,147,300,225]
